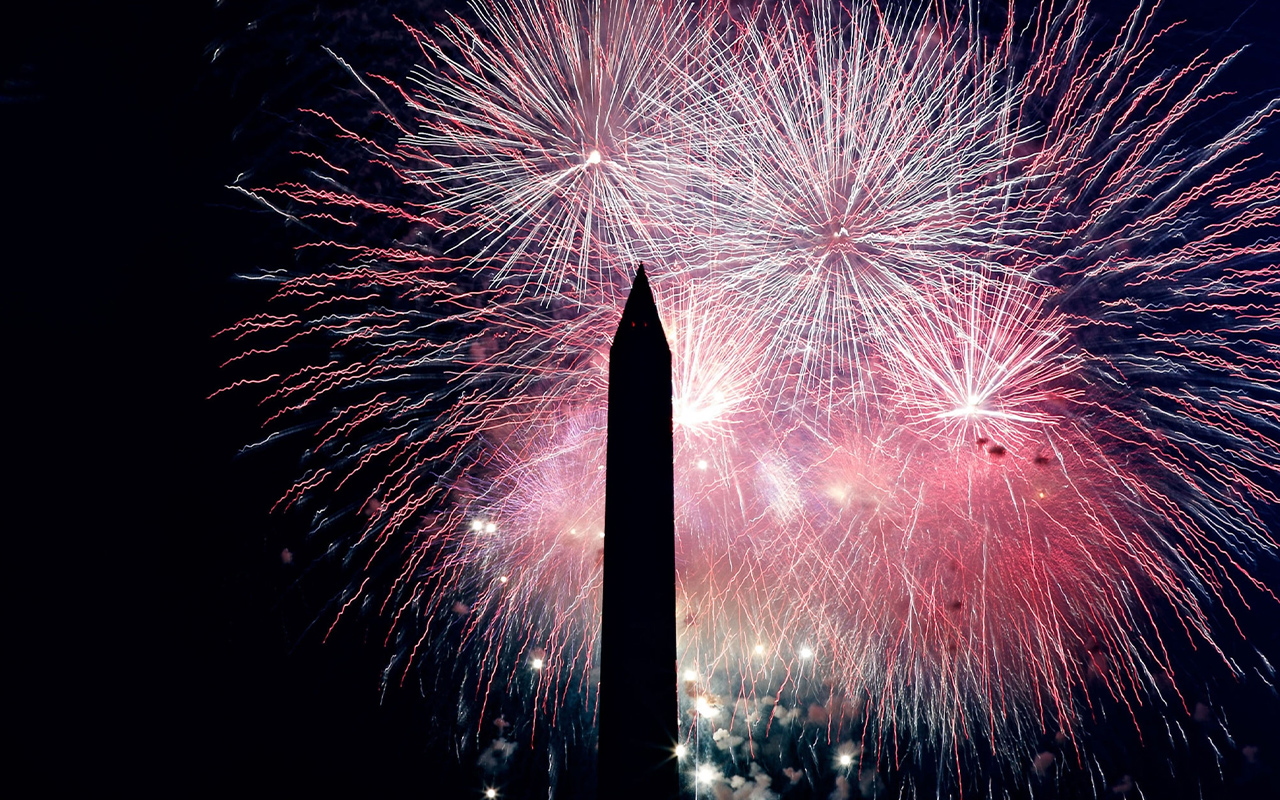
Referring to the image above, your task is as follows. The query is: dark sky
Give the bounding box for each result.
[6,0,1277,796]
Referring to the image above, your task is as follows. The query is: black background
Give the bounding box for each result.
[6,0,1278,795]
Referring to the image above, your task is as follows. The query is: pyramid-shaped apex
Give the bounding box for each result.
[620,264,664,330]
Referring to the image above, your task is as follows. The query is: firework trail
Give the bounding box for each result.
[220,0,1280,795]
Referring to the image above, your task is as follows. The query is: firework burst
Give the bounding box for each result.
[223,0,1280,796]
[399,0,703,297]
[672,0,1046,407]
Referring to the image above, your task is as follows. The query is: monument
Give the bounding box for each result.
[598,265,679,799]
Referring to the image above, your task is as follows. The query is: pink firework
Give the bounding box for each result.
[221,0,1280,794]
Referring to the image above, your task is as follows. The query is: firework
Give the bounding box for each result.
[399,0,703,298]
[223,0,1279,796]
[671,0,1046,408]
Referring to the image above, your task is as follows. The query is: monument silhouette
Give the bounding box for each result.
[598,265,679,799]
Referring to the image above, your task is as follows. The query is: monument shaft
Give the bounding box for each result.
[598,266,678,799]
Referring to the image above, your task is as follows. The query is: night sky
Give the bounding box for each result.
[7,0,1279,796]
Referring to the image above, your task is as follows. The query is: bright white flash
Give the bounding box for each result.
[695,696,718,718]
[586,149,602,165]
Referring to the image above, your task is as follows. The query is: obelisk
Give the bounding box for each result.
[598,265,678,799]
